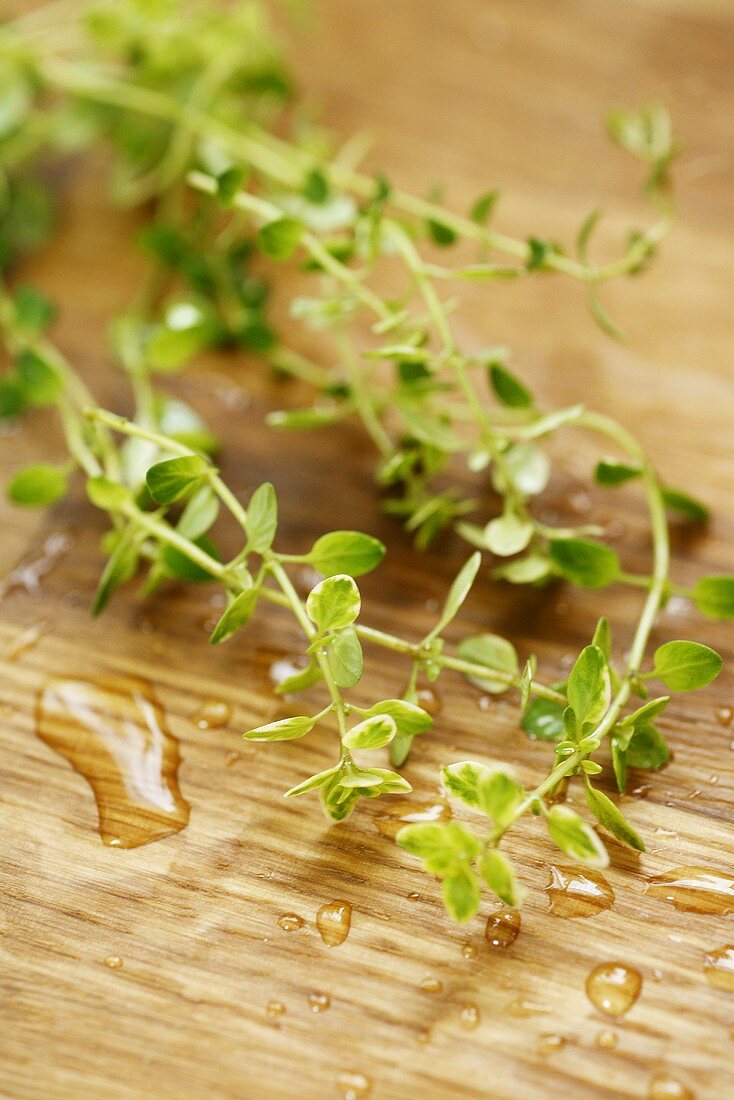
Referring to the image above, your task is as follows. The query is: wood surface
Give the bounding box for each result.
[1,2,734,1098]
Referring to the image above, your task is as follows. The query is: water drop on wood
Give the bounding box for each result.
[459,1004,480,1030]
[36,676,189,848]
[336,1071,371,1099]
[277,913,305,932]
[192,699,231,729]
[374,798,451,840]
[647,1074,695,1100]
[704,945,734,991]
[585,962,642,1018]
[308,991,331,1013]
[546,865,614,919]
[103,956,123,969]
[647,867,734,914]
[420,976,443,994]
[316,900,351,946]
[485,908,521,948]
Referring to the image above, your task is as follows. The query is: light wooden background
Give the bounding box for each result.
[1,2,733,1097]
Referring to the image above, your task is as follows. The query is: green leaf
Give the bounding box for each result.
[585,782,645,851]
[619,696,669,729]
[12,285,55,333]
[691,576,734,621]
[431,553,481,636]
[160,535,220,582]
[662,487,709,524]
[146,455,209,505]
[567,645,611,727]
[363,699,433,738]
[342,714,397,750]
[595,459,642,487]
[358,768,412,794]
[86,476,131,511]
[396,821,481,875]
[545,805,609,868]
[306,574,361,632]
[442,761,523,824]
[521,697,566,741]
[470,189,499,225]
[267,407,345,430]
[177,485,219,540]
[651,640,722,691]
[7,463,68,507]
[302,167,330,204]
[458,633,518,694]
[209,585,259,644]
[591,616,612,660]
[16,349,62,405]
[91,527,139,616]
[146,303,216,371]
[489,363,533,408]
[502,442,549,496]
[611,740,628,793]
[442,865,481,923]
[426,218,457,247]
[478,849,527,908]
[215,165,246,206]
[328,627,363,688]
[246,482,278,553]
[306,530,385,577]
[627,722,670,770]
[285,765,340,798]
[257,216,303,260]
[576,209,601,262]
[549,538,620,589]
[244,715,315,741]
[484,512,534,557]
[494,553,552,585]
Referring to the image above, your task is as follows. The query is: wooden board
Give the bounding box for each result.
[1,2,734,1097]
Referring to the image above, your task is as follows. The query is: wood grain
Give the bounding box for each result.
[1,2,733,1098]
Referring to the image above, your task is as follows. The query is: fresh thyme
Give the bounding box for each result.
[1,0,732,925]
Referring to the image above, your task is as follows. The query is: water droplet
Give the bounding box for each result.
[0,530,73,598]
[277,913,304,932]
[647,867,734,914]
[569,491,591,515]
[103,956,123,969]
[36,676,189,848]
[461,941,478,959]
[308,991,331,1013]
[485,907,521,948]
[507,998,551,1018]
[415,1028,431,1045]
[546,865,615,918]
[653,827,679,839]
[596,1029,618,1049]
[537,1033,565,1054]
[4,618,53,660]
[336,1071,371,1099]
[225,751,241,767]
[416,686,442,715]
[266,1000,286,1019]
[406,891,421,902]
[459,1004,480,1030]
[709,774,719,785]
[704,945,734,991]
[647,1074,695,1100]
[420,976,443,994]
[585,962,642,1018]
[192,699,231,729]
[316,900,351,946]
[374,798,451,840]
[716,707,733,727]
[269,654,309,689]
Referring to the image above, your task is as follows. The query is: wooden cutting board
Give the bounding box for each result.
[1,2,733,1097]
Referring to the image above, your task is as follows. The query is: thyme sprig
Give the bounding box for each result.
[2,1,732,925]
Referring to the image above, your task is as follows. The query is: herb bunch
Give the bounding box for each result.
[1,0,732,925]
